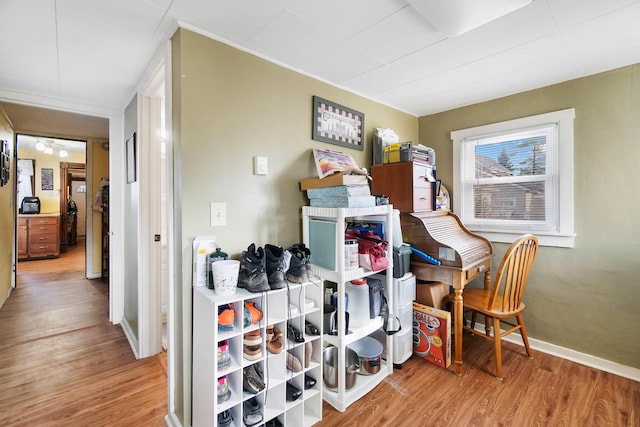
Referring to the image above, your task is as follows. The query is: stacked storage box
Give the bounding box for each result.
[371,272,416,368]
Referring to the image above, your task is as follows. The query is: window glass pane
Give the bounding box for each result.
[473,182,545,220]
[475,135,547,178]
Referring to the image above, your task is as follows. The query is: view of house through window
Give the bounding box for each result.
[452,108,575,248]
[467,124,553,224]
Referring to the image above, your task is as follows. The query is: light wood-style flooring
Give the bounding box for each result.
[0,243,167,426]
[1,244,638,426]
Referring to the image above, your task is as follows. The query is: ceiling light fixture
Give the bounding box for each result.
[35,140,45,151]
[407,0,534,37]
[44,144,53,155]
[59,149,68,158]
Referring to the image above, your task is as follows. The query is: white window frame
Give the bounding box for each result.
[452,108,575,248]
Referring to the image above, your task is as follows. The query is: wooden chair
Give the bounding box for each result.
[458,234,539,379]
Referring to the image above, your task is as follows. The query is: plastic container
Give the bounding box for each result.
[211,260,240,296]
[207,248,228,289]
[346,279,370,328]
[344,238,359,270]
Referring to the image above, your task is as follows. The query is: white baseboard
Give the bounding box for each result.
[120,317,140,360]
[473,323,640,382]
[164,413,182,427]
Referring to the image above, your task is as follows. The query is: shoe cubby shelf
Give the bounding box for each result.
[193,281,324,427]
[302,205,396,413]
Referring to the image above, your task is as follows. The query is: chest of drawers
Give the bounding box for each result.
[18,215,60,260]
[371,161,435,213]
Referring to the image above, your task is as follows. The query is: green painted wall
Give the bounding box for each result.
[419,64,640,368]
[172,28,418,425]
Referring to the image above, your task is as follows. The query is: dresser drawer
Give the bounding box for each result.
[29,217,59,226]
[412,163,433,188]
[29,223,58,234]
[29,242,59,256]
[465,259,492,282]
[412,187,433,212]
[29,232,58,244]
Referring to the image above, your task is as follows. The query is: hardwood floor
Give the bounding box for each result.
[2,244,638,426]
[0,243,167,426]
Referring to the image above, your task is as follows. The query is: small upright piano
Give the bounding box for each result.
[401,210,493,374]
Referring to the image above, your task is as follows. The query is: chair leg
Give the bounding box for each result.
[516,314,533,358]
[484,315,492,336]
[493,317,503,380]
[470,310,477,329]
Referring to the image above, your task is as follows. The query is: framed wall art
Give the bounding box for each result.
[41,168,54,190]
[0,140,9,187]
[312,96,364,151]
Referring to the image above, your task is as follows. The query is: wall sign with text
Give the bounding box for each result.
[312,96,364,151]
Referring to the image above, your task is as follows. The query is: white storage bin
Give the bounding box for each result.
[396,302,413,334]
[371,325,413,366]
[372,272,416,307]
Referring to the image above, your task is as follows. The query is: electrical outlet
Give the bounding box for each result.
[210,202,227,227]
[254,156,268,175]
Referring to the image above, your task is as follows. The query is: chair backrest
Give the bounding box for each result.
[487,234,539,313]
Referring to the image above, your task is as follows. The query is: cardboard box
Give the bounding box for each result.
[415,281,450,309]
[300,171,369,190]
[413,302,451,368]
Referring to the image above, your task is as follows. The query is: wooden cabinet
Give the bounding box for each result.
[18,215,60,260]
[17,218,28,258]
[371,161,435,213]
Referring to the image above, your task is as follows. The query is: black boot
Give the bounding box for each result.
[264,244,287,290]
[238,244,270,293]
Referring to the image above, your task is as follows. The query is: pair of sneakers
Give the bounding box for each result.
[218,339,231,371]
[217,375,231,404]
[243,397,263,426]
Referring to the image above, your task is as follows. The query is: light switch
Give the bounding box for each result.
[254,156,268,175]
[210,202,227,227]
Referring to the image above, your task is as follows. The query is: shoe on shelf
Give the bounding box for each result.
[217,340,231,371]
[238,244,270,293]
[243,397,263,426]
[267,325,284,338]
[304,374,316,390]
[218,304,235,332]
[265,417,283,427]
[285,244,309,283]
[218,410,233,427]
[286,381,302,401]
[217,375,231,404]
[243,364,265,394]
[264,244,287,290]
[243,301,263,327]
[304,341,313,368]
[304,298,315,311]
[305,320,320,335]
[243,344,262,361]
[243,329,262,346]
[265,326,283,354]
[289,304,300,317]
[287,323,304,343]
[286,351,302,373]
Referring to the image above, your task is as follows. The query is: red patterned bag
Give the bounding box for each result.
[349,231,389,272]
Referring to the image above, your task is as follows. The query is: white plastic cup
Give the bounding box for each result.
[212,260,240,296]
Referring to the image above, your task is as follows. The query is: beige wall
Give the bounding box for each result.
[0,108,15,309]
[419,64,640,368]
[17,145,85,214]
[172,28,418,424]
[90,140,109,276]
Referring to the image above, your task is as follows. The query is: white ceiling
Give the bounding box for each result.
[1,0,640,117]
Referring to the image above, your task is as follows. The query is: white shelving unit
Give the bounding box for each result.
[302,205,394,413]
[193,279,324,427]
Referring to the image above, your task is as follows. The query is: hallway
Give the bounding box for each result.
[0,244,167,426]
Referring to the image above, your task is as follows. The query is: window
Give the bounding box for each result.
[452,108,575,248]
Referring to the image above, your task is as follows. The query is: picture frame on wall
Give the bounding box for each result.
[312,96,364,151]
[0,140,9,187]
[126,132,136,184]
[41,168,54,190]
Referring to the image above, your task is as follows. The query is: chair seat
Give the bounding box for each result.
[460,288,526,318]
